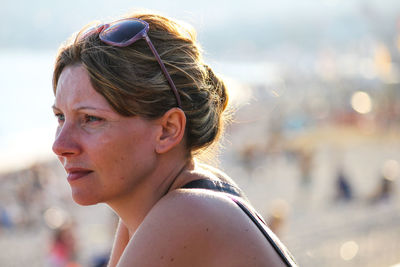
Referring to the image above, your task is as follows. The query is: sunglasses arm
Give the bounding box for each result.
[144,35,182,108]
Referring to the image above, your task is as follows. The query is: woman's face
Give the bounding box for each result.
[52,64,159,205]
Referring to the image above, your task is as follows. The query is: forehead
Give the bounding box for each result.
[54,64,110,110]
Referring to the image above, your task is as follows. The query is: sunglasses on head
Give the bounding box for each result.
[79,18,182,108]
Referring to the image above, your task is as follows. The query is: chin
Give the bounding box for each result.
[71,189,102,206]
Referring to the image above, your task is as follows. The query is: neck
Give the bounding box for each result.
[105,155,192,235]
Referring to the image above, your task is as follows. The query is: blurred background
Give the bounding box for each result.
[1,0,400,266]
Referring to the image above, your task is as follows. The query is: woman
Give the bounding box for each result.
[52,11,297,267]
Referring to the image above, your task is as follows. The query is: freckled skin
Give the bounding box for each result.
[52,65,159,206]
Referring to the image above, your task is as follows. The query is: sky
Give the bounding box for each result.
[1,0,399,173]
[2,0,399,52]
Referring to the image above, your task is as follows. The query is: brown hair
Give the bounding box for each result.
[53,11,229,155]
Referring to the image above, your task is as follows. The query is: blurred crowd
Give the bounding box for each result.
[0,162,114,267]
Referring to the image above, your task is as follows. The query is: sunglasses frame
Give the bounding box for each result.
[82,18,182,108]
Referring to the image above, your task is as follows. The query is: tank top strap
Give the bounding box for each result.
[181,179,242,197]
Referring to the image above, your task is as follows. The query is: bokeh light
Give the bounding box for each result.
[374,43,392,78]
[382,159,400,181]
[351,91,372,114]
[340,241,359,261]
[44,207,68,229]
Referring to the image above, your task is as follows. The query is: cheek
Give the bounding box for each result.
[96,137,156,194]
[90,130,155,173]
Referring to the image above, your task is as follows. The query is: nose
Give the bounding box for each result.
[52,123,82,158]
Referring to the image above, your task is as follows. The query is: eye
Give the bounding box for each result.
[54,113,65,123]
[84,114,103,123]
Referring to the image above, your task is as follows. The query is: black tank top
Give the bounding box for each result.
[182,179,298,267]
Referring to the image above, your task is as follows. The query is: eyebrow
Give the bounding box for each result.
[51,105,60,111]
[51,105,114,114]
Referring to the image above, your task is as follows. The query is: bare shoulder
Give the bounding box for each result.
[117,189,287,267]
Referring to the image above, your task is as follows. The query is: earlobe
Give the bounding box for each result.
[155,108,186,154]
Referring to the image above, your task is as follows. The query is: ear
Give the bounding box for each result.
[155,108,186,154]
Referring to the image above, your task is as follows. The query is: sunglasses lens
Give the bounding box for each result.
[101,20,146,43]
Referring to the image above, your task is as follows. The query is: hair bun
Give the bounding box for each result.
[204,64,228,112]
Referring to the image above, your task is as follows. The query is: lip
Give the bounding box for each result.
[66,168,93,182]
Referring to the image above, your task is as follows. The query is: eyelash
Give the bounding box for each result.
[54,113,65,122]
[84,114,103,123]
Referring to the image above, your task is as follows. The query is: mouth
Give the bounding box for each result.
[66,168,93,182]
